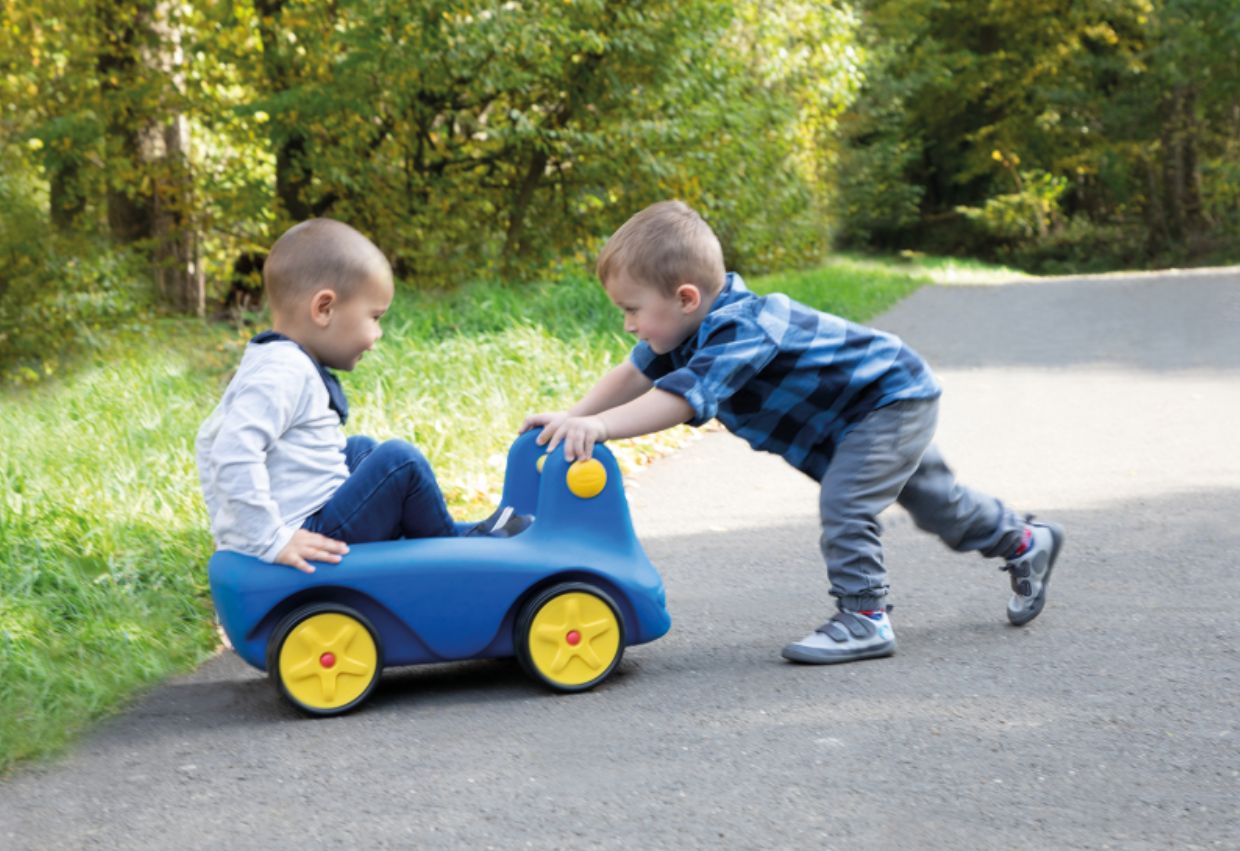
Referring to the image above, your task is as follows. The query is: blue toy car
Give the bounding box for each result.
[208,429,672,715]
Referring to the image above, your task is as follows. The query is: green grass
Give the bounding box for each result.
[0,253,967,772]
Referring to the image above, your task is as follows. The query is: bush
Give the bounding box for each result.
[955,169,1069,244]
[0,177,150,384]
[1003,216,1146,275]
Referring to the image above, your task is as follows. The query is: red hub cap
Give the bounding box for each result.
[320,652,336,668]
[565,630,581,646]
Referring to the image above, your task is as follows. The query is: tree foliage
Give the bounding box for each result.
[1,0,863,377]
[3,0,1239,376]
[838,0,1240,270]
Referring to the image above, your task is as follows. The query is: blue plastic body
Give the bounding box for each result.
[208,429,671,672]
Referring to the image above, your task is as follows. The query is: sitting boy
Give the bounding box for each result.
[523,201,1064,664]
[197,218,526,574]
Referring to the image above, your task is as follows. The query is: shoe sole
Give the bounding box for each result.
[780,640,896,665]
[1008,521,1065,626]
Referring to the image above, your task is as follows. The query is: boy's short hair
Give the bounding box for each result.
[263,218,391,311]
[596,200,726,297]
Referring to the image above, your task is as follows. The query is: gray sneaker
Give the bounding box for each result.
[1002,518,1065,626]
[781,610,896,664]
[466,506,534,538]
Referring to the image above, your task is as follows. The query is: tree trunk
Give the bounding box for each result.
[255,0,313,221]
[502,149,549,261]
[49,160,87,233]
[1179,87,1204,236]
[96,0,202,314]
[1144,154,1169,255]
[148,1,203,315]
[1159,85,1204,246]
[151,114,203,315]
[275,134,314,221]
[97,1,154,243]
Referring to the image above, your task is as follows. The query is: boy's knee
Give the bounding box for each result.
[373,439,431,472]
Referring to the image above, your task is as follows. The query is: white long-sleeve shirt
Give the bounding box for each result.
[196,339,349,561]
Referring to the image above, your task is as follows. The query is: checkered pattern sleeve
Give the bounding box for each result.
[630,341,674,380]
[650,317,778,426]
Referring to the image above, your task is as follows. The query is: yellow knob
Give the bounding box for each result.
[566,459,607,499]
[536,454,547,473]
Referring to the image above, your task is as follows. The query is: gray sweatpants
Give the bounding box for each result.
[819,397,1025,612]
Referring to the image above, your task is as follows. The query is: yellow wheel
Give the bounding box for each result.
[267,604,382,716]
[516,582,625,692]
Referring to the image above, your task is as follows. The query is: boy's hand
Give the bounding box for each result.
[521,411,569,441]
[546,415,608,462]
[275,529,349,574]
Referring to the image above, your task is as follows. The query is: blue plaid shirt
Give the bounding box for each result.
[631,273,941,481]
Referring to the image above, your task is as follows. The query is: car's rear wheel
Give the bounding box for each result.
[267,603,382,716]
[515,582,625,692]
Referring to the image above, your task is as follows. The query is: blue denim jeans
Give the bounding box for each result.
[303,436,458,543]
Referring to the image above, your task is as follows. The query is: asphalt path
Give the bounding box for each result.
[3,268,1238,849]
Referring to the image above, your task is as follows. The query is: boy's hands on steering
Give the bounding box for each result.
[275,529,349,573]
[521,411,609,461]
[545,415,608,461]
[521,411,569,439]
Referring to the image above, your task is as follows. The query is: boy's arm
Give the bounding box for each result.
[546,388,693,461]
[570,359,655,414]
[521,360,653,438]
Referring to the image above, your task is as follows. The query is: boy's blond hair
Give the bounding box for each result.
[596,200,726,297]
[263,218,391,311]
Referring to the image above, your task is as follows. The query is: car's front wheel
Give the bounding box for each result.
[515,582,625,692]
[267,603,382,716]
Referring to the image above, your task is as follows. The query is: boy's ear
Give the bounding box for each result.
[309,288,338,326]
[675,283,702,313]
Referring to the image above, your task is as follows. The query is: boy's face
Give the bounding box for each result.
[604,270,702,355]
[313,273,394,371]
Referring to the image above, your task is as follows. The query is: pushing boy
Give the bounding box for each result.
[523,200,1064,664]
